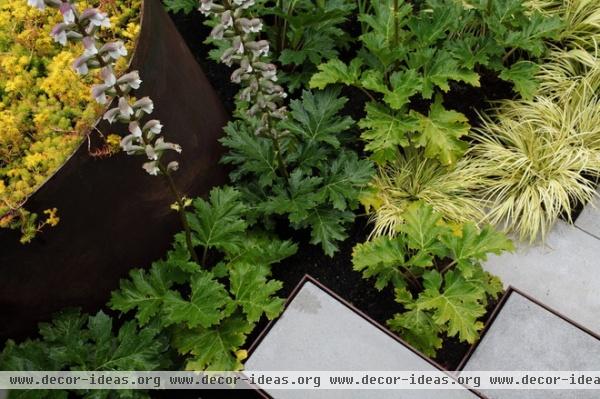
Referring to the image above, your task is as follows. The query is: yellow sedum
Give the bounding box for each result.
[0,0,141,236]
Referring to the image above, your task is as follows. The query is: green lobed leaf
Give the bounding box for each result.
[220,122,279,188]
[359,103,419,164]
[415,270,486,344]
[172,316,254,371]
[281,88,354,148]
[162,270,234,329]
[187,186,248,255]
[109,261,179,326]
[320,151,374,211]
[411,95,470,165]
[229,262,284,323]
[309,58,363,90]
[441,223,514,277]
[352,236,408,290]
[498,61,539,100]
[306,207,354,257]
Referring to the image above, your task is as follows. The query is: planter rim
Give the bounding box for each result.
[245,274,486,399]
[0,0,146,220]
[456,286,600,372]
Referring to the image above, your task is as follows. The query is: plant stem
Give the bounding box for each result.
[439,260,457,276]
[158,163,200,265]
[502,47,517,64]
[403,268,423,291]
[271,131,290,182]
[393,0,399,47]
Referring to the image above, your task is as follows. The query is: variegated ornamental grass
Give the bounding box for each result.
[470,49,600,242]
[362,149,485,239]
[468,1,600,243]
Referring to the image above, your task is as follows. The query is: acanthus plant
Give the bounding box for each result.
[200,0,374,256]
[27,0,199,262]
[110,186,297,370]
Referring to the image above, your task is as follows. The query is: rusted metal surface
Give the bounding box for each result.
[0,0,229,341]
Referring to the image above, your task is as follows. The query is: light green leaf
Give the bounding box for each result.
[172,316,254,371]
[359,103,419,164]
[352,236,408,290]
[411,95,470,165]
[499,61,539,100]
[416,270,486,344]
[309,58,363,89]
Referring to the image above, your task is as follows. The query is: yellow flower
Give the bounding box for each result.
[43,208,60,227]
[235,349,248,362]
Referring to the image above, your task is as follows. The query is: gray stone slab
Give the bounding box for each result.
[575,188,600,238]
[483,220,600,335]
[245,281,478,399]
[462,292,600,399]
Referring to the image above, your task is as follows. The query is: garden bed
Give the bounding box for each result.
[2,1,600,399]
[166,7,519,371]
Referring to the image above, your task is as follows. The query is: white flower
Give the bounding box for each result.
[167,161,179,172]
[232,37,244,54]
[246,40,269,58]
[129,122,143,137]
[60,3,75,24]
[118,97,134,119]
[120,134,144,154]
[91,84,110,104]
[117,71,142,91]
[199,0,213,16]
[133,97,154,115]
[142,161,160,175]
[100,41,127,62]
[100,66,116,86]
[221,11,233,29]
[72,55,92,75]
[145,144,158,161]
[81,8,111,32]
[103,107,120,124]
[143,120,163,137]
[154,137,182,153]
[27,0,45,10]
[83,37,98,56]
[51,23,68,46]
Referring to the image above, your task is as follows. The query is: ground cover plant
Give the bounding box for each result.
[2,0,600,397]
[0,0,141,242]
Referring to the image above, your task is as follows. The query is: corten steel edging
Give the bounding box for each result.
[456,286,600,372]
[245,274,487,399]
[0,0,229,341]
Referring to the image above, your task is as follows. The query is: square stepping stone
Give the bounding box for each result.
[245,277,479,399]
[483,220,600,334]
[575,187,600,238]
[461,290,600,399]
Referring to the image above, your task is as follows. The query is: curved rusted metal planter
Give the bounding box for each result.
[0,0,228,341]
